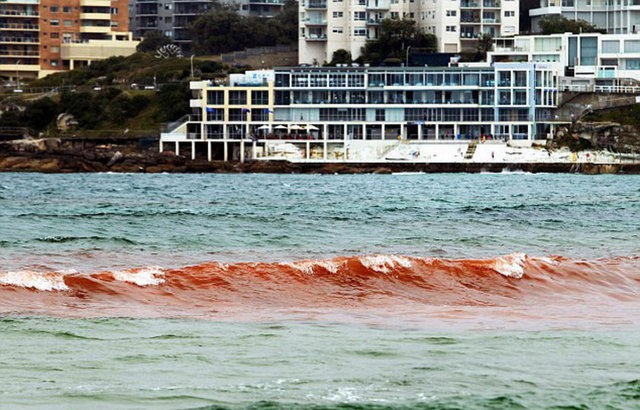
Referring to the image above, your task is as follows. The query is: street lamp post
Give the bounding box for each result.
[405,46,412,67]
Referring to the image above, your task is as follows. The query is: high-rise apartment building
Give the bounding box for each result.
[530,0,640,34]
[298,0,519,65]
[1,0,138,81]
[129,0,286,49]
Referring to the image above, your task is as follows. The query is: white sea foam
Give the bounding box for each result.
[0,270,73,291]
[359,255,412,274]
[286,260,341,274]
[112,266,165,286]
[491,253,527,278]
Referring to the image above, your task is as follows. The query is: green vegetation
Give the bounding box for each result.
[328,49,353,66]
[583,104,640,127]
[189,0,297,55]
[0,52,248,134]
[359,19,437,66]
[137,31,174,53]
[537,15,603,35]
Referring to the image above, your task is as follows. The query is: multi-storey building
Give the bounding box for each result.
[1,0,137,81]
[160,63,560,162]
[129,0,286,49]
[530,0,640,34]
[489,32,640,83]
[298,0,519,65]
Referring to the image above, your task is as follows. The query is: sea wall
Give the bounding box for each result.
[0,144,638,174]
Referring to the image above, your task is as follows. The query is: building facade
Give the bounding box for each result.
[298,0,519,65]
[1,0,137,81]
[489,32,640,83]
[161,63,560,161]
[129,0,286,49]
[530,0,640,34]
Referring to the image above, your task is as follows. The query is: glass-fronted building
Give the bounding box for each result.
[160,63,561,161]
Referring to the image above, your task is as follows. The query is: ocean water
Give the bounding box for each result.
[0,173,639,408]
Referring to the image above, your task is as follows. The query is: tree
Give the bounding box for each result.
[137,31,173,53]
[474,34,493,62]
[23,97,58,130]
[189,0,297,56]
[328,49,352,66]
[538,15,602,34]
[360,19,437,66]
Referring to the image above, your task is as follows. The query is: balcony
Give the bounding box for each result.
[460,1,480,7]
[0,10,39,18]
[303,18,327,25]
[305,34,327,41]
[460,32,482,39]
[79,25,112,33]
[0,23,39,30]
[305,1,327,9]
[0,49,39,57]
[0,36,38,44]
[482,17,500,23]
[80,0,111,6]
[483,0,501,7]
[366,1,389,9]
[80,12,111,20]
[367,18,383,25]
[190,99,203,108]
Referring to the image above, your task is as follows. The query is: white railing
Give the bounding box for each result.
[560,84,640,94]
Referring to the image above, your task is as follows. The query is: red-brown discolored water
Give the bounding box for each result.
[2,254,639,329]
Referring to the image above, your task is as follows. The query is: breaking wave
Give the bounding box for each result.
[0,254,638,324]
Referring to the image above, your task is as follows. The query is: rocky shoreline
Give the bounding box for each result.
[1,144,638,174]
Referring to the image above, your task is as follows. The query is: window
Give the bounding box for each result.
[390,12,399,18]
[50,6,59,12]
[229,91,247,105]
[333,11,342,17]
[446,25,456,32]
[624,40,640,53]
[63,6,71,12]
[332,26,343,33]
[164,3,171,10]
[251,90,269,105]
[504,10,514,17]
[50,19,59,26]
[51,46,59,53]
[51,60,58,67]
[51,33,59,38]
[602,40,620,53]
[354,11,366,20]
[207,90,224,105]
[111,7,118,14]
[63,20,71,27]
[354,27,367,36]
[446,10,456,16]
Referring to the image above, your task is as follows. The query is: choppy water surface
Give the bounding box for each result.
[0,173,639,408]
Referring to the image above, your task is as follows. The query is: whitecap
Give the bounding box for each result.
[112,266,165,286]
[359,255,412,274]
[490,253,527,278]
[0,270,72,291]
[285,260,341,274]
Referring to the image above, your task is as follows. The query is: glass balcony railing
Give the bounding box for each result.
[306,1,327,9]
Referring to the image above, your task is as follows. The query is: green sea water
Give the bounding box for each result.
[0,173,639,408]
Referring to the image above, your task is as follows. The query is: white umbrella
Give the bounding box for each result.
[257,125,270,130]
[290,125,303,130]
[306,124,319,130]
[274,125,287,130]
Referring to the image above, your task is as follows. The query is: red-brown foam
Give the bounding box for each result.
[1,254,639,327]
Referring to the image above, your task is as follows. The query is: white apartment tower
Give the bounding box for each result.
[298,0,519,64]
[530,0,640,35]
